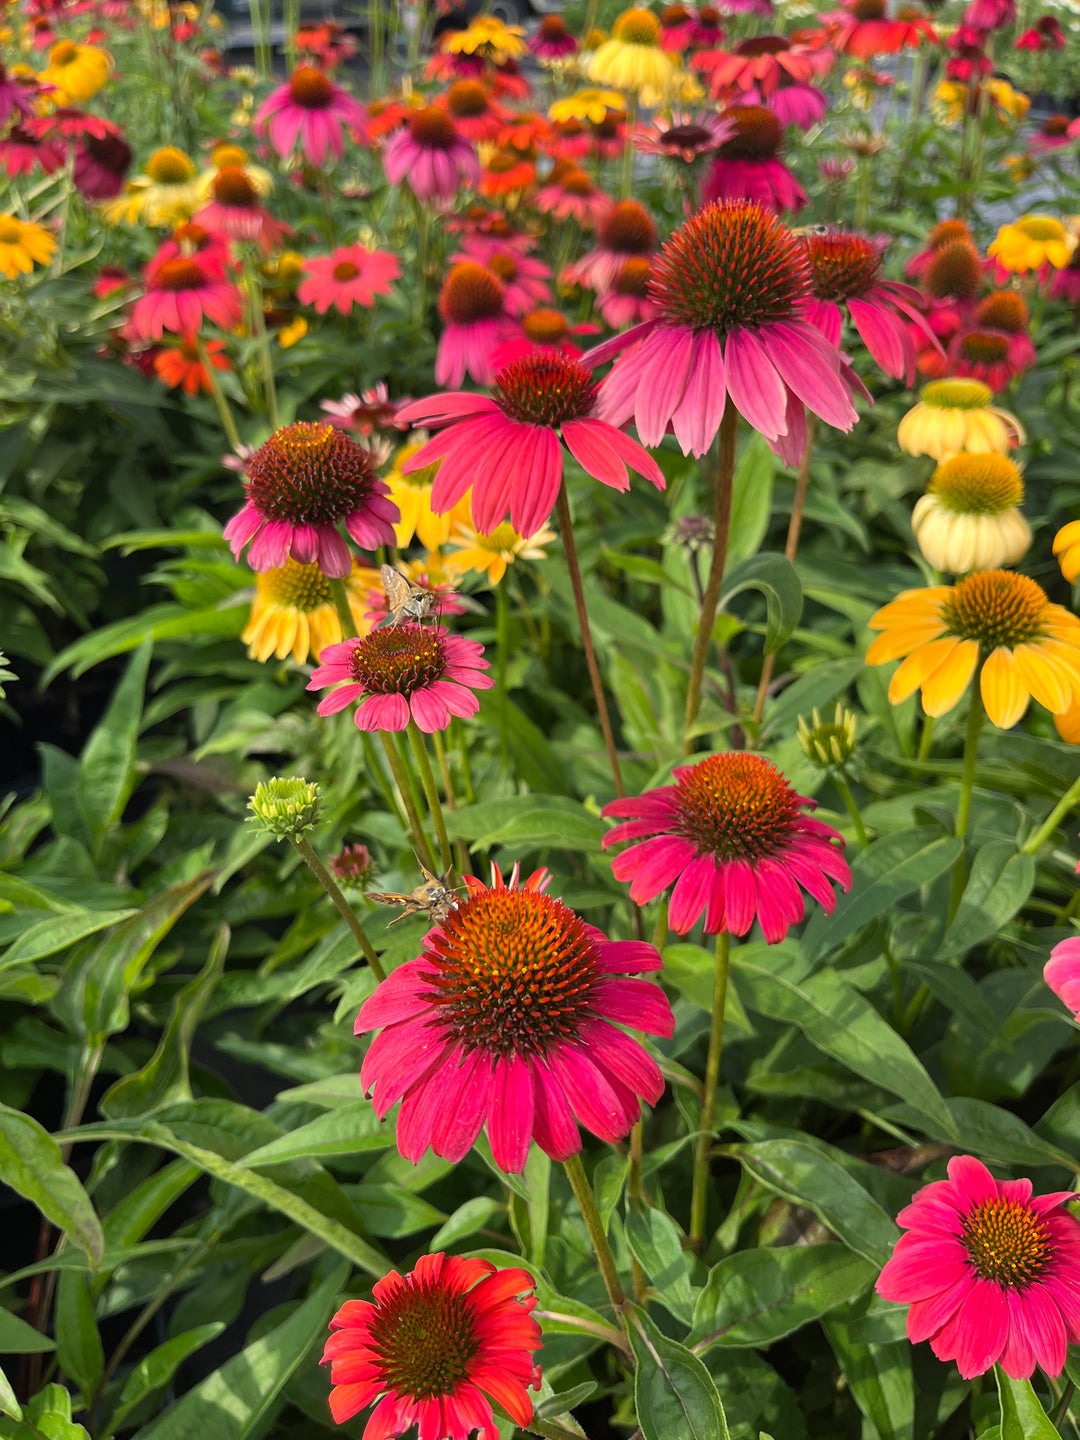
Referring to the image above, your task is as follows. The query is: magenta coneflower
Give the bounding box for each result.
[396,351,665,536]
[565,198,658,293]
[766,81,829,129]
[701,106,807,215]
[964,0,1014,28]
[877,1155,1080,1379]
[689,3,729,41]
[73,121,131,199]
[355,864,675,1171]
[602,752,850,940]
[660,4,699,50]
[129,250,243,341]
[0,62,35,130]
[224,422,398,577]
[804,230,937,385]
[308,623,491,731]
[590,200,862,462]
[435,261,510,388]
[533,167,613,228]
[383,106,480,204]
[322,1253,542,1434]
[297,243,400,314]
[598,257,661,328]
[1046,936,1080,1018]
[192,166,289,253]
[256,64,367,166]
[454,237,552,316]
[531,13,578,56]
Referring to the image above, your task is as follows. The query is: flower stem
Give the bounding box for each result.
[496,578,511,775]
[918,714,936,760]
[562,1152,626,1315]
[1022,771,1080,855]
[196,338,242,453]
[834,774,868,850]
[243,253,279,430]
[328,576,357,638]
[433,730,471,875]
[293,836,385,979]
[554,481,625,797]
[407,721,453,876]
[753,417,815,725]
[690,930,730,1251]
[380,731,437,871]
[1052,1379,1076,1429]
[620,98,637,199]
[685,405,739,753]
[947,690,985,923]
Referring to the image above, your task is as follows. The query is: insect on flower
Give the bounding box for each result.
[379,563,439,627]
[366,859,461,925]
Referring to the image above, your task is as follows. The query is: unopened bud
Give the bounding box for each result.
[248,776,322,839]
[330,842,375,887]
[797,704,858,770]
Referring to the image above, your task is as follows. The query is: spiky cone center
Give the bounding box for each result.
[493,353,597,425]
[660,123,715,153]
[213,142,249,167]
[941,570,1048,649]
[805,232,883,300]
[977,291,1028,332]
[522,308,569,343]
[539,13,571,38]
[153,257,206,292]
[1016,216,1067,242]
[925,239,983,301]
[245,421,377,526]
[424,887,601,1057]
[440,262,505,325]
[650,200,811,333]
[365,1277,478,1398]
[852,0,887,19]
[409,106,459,149]
[961,1197,1053,1287]
[928,218,972,250]
[718,106,783,161]
[736,33,792,54]
[674,752,802,862]
[212,165,260,207]
[347,624,446,695]
[613,256,652,296]
[921,378,993,410]
[333,259,360,281]
[612,7,662,44]
[146,146,196,183]
[561,168,596,197]
[174,222,211,251]
[599,200,656,254]
[289,65,334,107]
[487,252,519,283]
[447,80,490,117]
[51,39,79,64]
[961,330,1010,364]
[1043,114,1070,137]
[930,454,1024,515]
[259,557,335,609]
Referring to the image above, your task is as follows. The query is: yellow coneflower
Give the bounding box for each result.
[198,142,273,202]
[443,16,526,63]
[385,441,461,551]
[1054,521,1080,583]
[0,214,56,278]
[911,453,1031,574]
[445,517,555,585]
[548,88,627,125]
[867,570,1080,728]
[277,315,308,347]
[897,380,1023,462]
[989,216,1074,274]
[41,39,111,105]
[242,558,375,664]
[589,9,680,105]
[101,146,202,227]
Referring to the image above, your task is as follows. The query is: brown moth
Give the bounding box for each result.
[366,860,460,926]
[380,563,438,627]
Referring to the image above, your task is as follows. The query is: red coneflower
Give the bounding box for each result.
[823,0,937,56]
[701,105,808,215]
[322,1253,542,1435]
[354,864,675,1170]
[437,79,507,142]
[72,120,132,199]
[153,335,231,395]
[530,12,578,56]
[192,166,289,253]
[948,291,1035,390]
[129,249,243,341]
[0,124,64,178]
[693,33,827,97]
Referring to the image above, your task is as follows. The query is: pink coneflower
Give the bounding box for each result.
[602,752,850,940]
[224,422,398,577]
[565,199,658,293]
[192,167,289,253]
[73,121,132,199]
[0,62,35,130]
[659,3,699,49]
[454,237,551,316]
[533,166,613,228]
[1016,14,1065,48]
[396,351,665,536]
[329,841,374,886]
[153,221,233,281]
[322,1253,542,1435]
[297,243,400,315]
[383,107,480,204]
[823,0,937,56]
[948,293,1035,391]
[437,80,508,143]
[964,0,1014,28]
[435,261,511,388]
[689,3,729,42]
[598,258,662,329]
[355,863,675,1170]
[308,623,491,732]
[877,1155,1080,1379]
[255,65,367,166]
[765,81,829,128]
[93,265,132,298]
[633,110,735,188]
[129,250,243,342]
[590,200,861,462]
[1046,935,1080,1017]
[1031,115,1075,154]
[488,307,599,368]
[702,106,807,215]
[905,218,975,280]
[803,230,937,385]
[320,382,407,435]
[530,13,578,57]
[694,33,826,97]
[819,156,855,183]
[0,125,64,178]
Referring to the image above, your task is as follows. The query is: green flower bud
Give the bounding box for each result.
[797,704,858,770]
[248,776,322,840]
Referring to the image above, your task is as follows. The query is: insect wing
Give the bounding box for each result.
[380,564,411,625]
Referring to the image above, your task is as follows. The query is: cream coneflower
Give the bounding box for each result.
[897,380,1023,463]
[911,454,1031,574]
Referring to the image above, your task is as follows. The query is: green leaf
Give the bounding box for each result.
[105,1324,226,1434]
[995,1367,1061,1440]
[941,841,1035,958]
[0,1308,55,1355]
[0,1383,89,1440]
[54,1271,103,1402]
[824,1302,914,1440]
[430,1198,503,1251]
[0,910,137,970]
[720,553,803,655]
[241,1101,392,1165]
[802,829,964,964]
[75,641,150,850]
[0,1105,103,1266]
[690,1244,876,1351]
[630,1308,731,1440]
[0,1365,21,1421]
[625,1202,694,1325]
[130,1265,347,1440]
[727,433,774,569]
[728,1140,899,1267]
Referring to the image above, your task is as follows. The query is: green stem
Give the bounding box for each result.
[243,253,279,429]
[918,713,936,760]
[690,931,730,1250]
[496,579,510,774]
[407,721,453,875]
[684,405,739,753]
[834,775,868,850]
[328,576,358,638]
[651,895,668,951]
[284,0,299,69]
[1052,1379,1076,1430]
[1022,771,1080,855]
[380,731,437,871]
[369,0,384,94]
[947,690,985,922]
[415,203,431,327]
[562,1153,626,1315]
[620,98,637,199]
[196,337,242,452]
[294,836,385,979]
